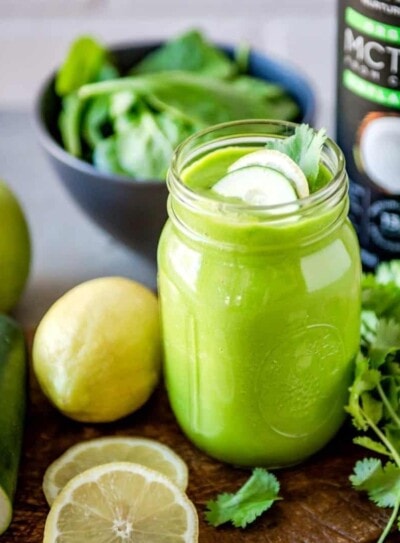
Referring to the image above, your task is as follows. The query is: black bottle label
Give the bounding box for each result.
[337,0,400,268]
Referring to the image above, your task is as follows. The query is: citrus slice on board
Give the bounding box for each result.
[228,149,309,198]
[43,437,189,505]
[212,165,298,206]
[43,462,198,543]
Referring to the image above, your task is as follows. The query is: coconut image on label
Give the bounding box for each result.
[357,113,400,195]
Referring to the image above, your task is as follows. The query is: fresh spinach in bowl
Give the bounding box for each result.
[56,30,300,181]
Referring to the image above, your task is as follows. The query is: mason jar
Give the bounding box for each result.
[158,120,361,467]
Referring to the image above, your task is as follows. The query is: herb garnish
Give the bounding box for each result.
[346,260,400,543]
[266,124,327,190]
[205,468,280,528]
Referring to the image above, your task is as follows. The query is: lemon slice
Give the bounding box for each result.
[228,149,309,198]
[43,437,189,505]
[212,166,297,206]
[43,462,198,543]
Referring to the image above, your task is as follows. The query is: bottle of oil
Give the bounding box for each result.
[337,0,400,268]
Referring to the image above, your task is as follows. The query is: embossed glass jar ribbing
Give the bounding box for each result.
[158,120,361,467]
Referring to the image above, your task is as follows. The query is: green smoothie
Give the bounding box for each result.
[158,122,361,467]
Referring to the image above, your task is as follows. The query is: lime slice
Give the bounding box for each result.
[43,462,198,543]
[228,149,309,198]
[212,166,297,206]
[43,437,189,506]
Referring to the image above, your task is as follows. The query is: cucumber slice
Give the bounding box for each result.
[212,165,298,206]
[0,315,26,535]
[228,149,309,198]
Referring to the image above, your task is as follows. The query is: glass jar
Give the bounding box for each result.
[158,120,361,467]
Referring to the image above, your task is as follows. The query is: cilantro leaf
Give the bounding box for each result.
[362,271,400,321]
[376,261,400,288]
[361,310,379,349]
[370,320,400,367]
[350,458,382,487]
[367,463,400,508]
[385,426,400,454]
[351,458,400,508]
[265,124,326,189]
[362,392,384,426]
[349,260,400,542]
[205,468,280,528]
[346,353,381,430]
[353,436,391,456]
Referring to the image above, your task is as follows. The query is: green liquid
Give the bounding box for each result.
[158,147,361,467]
[182,146,332,193]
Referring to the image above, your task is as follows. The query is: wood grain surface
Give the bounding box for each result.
[2,341,398,543]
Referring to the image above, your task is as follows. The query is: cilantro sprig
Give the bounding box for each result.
[205,468,280,528]
[266,124,327,190]
[347,260,400,543]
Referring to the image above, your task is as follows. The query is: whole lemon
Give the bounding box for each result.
[0,180,30,312]
[32,277,162,423]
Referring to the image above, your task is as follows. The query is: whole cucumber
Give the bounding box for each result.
[0,315,26,534]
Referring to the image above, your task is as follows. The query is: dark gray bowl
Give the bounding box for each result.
[35,43,316,261]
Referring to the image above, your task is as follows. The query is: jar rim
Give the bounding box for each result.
[168,119,347,221]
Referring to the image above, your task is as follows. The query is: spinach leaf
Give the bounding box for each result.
[232,76,289,99]
[131,30,236,79]
[109,91,140,119]
[93,137,126,175]
[58,47,119,157]
[79,71,299,127]
[82,96,110,149]
[244,88,299,123]
[59,94,83,156]
[115,106,192,180]
[56,36,108,96]
[234,42,250,74]
[97,62,119,83]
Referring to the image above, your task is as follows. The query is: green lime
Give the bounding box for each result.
[0,180,30,313]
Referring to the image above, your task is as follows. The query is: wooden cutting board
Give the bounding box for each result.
[2,339,398,543]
